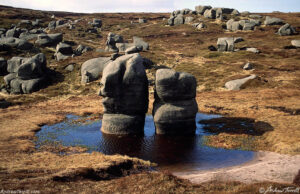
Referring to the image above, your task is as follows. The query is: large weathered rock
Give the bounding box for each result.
[239,20,256,31]
[5,53,48,94]
[154,69,196,101]
[6,28,22,38]
[48,21,56,29]
[153,100,198,134]
[204,9,216,19]
[105,32,124,52]
[133,36,149,51]
[81,57,112,84]
[277,24,297,36]
[184,17,194,24]
[35,33,63,47]
[291,40,300,48]
[174,14,185,25]
[54,42,73,61]
[99,54,148,134]
[19,31,43,41]
[17,53,47,80]
[125,45,143,54]
[217,37,235,52]
[56,42,73,55]
[101,114,146,135]
[225,75,257,90]
[0,58,7,76]
[153,69,198,135]
[264,16,284,25]
[226,19,242,31]
[116,43,134,52]
[7,56,29,73]
[9,77,46,94]
[195,5,212,15]
[0,37,33,50]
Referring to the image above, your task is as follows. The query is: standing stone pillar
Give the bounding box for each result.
[153,69,198,134]
[99,53,148,134]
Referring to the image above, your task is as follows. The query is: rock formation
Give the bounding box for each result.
[4,53,48,94]
[277,24,297,36]
[217,37,235,52]
[225,75,257,90]
[153,69,198,135]
[81,57,112,84]
[99,54,148,134]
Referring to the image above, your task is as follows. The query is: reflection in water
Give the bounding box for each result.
[36,113,255,173]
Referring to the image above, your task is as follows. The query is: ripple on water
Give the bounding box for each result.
[35,113,255,173]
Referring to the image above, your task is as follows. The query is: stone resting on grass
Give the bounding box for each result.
[99,53,148,134]
[152,69,198,135]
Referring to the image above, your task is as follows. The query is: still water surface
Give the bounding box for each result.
[36,113,254,173]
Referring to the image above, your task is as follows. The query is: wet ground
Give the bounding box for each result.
[36,113,255,173]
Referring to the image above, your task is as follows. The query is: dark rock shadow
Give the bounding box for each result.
[199,117,274,136]
[46,68,65,85]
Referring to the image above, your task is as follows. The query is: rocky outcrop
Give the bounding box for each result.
[217,37,235,52]
[291,40,300,48]
[195,5,212,15]
[227,19,260,31]
[184,17,194,24]
[264,16,284,25]
[48,20,67,29]
[35,33,63,47]
[54,42,73,61]
[277,24,297,36]
[174,14,185,25]
[115,36,149,52]
[204,9,216,19]
[5,27,22,38]
[0,37,33,51]
[153,69,198,135]
[81,57,112,84]
[75,44,92,55]
[99,54,148,134]
[225,75,257,90]
[105,32,124,52]
[133,36,149,51]
[125,45,143,54]
[4,53,48,94]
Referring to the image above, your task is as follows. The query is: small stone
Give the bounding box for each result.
[65,64,75,72]
[243,63,253,70]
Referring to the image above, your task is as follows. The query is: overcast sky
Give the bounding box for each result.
[1,0,300,13]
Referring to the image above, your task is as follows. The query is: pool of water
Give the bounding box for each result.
[35,113,255,173]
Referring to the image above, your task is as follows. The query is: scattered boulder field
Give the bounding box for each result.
[0,4,299,96]
[0,4,300,193]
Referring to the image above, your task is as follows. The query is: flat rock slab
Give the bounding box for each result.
[225,75,257,91]
[291,40,300,48]
[174,151,300,184]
